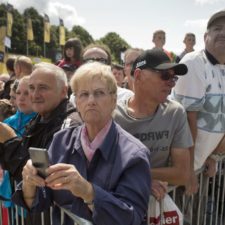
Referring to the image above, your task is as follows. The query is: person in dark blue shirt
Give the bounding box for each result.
[13,62,151,225]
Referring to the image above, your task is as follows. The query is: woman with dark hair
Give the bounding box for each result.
[57,38,83,70]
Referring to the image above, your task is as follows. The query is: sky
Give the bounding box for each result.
[2,0,225,54]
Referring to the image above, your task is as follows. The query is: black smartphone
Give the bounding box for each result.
[28,147,49,178]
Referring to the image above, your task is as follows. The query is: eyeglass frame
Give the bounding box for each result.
[143,68,179,82]
[76,89,115,101]
[83,57,108,65]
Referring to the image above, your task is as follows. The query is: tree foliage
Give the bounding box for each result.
[23,7,44,56]
[70,25,94,48]
[9,8,26,54]
[0,3,131,62]
[0,4,7,27]
[99,32,130,63]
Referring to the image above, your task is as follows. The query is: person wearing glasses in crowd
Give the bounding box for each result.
[12,62,151,225]
[82,43,112,65]
[123,48,144,91]
[114,49,193,200]
[69,43,134,106]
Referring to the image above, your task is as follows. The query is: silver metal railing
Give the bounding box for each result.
[151,156,225,225]
[0,156,225,225]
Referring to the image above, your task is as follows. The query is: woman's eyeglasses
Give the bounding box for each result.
[77,89,113,101]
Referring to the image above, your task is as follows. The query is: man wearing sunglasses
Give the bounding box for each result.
[69,44,134,107]
[114,48,193,200]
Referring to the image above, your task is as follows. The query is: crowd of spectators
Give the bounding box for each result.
[0,9,224,225]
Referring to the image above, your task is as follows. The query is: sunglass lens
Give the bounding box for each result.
[161,71,178,82]
[161,71,171,80]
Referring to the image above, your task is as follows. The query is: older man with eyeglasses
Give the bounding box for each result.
[114,48,193,200]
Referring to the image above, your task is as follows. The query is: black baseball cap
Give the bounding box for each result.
[131,49,188,76]
[207,9,225,29]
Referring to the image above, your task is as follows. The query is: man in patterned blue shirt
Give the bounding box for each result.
[172,9,225,194]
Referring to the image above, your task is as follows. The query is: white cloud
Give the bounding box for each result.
[195,0,225,4]
[8,0,48,13]
[47,2,85,30]
[7,0,85,30]
[184,19,207,29]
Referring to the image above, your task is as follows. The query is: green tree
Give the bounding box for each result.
[23,8,45,56]
[0,3,132,61]
[99,32,130,63]
[70,25,94,48]
[23,8,61,60]
[10,8,26,54]
[0,4,27,54]
[48,25,65,62]
[0,4,7,27]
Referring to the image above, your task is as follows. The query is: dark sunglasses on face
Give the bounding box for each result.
[152,70,179,82]
[83,57,108,65]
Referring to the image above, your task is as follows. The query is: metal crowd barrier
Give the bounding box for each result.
[0,201,93,225]
[152,155,225,225]
[0,156,225,225]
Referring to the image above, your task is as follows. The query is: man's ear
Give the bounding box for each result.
[61,85,68,98]
[75,97,79,112]
[204,32,208,42]
[16,64,21,74]
[134,68,142,81]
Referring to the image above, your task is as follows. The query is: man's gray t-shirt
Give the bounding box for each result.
[114,99,193,168]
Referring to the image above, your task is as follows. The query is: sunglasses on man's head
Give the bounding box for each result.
[83,57,108,65]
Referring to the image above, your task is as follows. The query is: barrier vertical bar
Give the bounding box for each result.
[0,202,2,225]
[215,161,222,225]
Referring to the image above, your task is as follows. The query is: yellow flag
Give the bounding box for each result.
[6,4,13,37]
[44,14,50,43]
[59,19,65,46]
[0,26,6,51]
[7,11,13,37]
[27,18,34,41]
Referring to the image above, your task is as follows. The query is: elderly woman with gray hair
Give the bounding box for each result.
[12,62,151,225]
